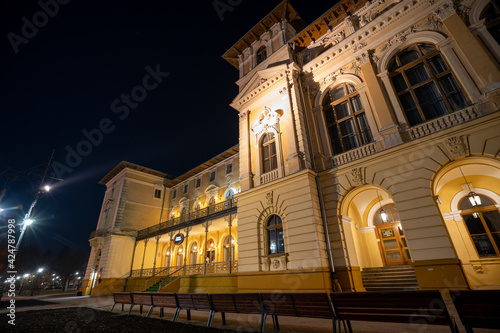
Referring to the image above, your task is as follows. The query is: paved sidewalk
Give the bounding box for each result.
[1,294,498,333]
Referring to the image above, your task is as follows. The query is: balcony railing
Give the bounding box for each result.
[130,261,238,277]
[136,198,237,240]
[406,106,480,140]
[89,229,109,240]
[332,142,379,166]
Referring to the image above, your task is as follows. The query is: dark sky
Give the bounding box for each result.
[0,0,330,261]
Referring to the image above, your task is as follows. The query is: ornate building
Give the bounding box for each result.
[83,0,500,295]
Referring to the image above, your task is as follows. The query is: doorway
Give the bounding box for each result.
[376,222,411,266]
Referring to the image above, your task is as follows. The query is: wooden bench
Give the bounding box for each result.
[130,292,153,316]
[260,293,336,332]
[209,293,264,329]
[330,290,458,332]
[111,292,133,313]
[174,293,213,326]
[149,292,178,318]
[450,289,500,333]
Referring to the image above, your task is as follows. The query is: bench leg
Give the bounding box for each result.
[111,303,116,312]
[332,318,336,333]
[221,312,226,326]
[121,304,124,311]
[272,315,280,331]
[260,313,267,333]
[140,305,143,314]
[147,305,154,318]
[160,308,164,318]
[345,320,352,333]
[186,309,191,321]
[128,304,134,314]
[206,310,214,327]
[173,308,180,321]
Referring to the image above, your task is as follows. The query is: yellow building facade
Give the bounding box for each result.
[83,0,500,296]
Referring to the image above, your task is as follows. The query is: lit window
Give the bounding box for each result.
[267,215,284,254]
[388,43,468,126]
[256,45,267,65]
[261,132,277,173]
[323,83,373,155]
[460,195,500,257]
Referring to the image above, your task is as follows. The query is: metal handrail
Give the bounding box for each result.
[136,198,237,240]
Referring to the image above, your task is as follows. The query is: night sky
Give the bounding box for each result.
[0,0,331,262]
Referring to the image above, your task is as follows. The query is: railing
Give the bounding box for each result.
[260,169,280,185]
[406,106,480,140]
[89,229,109,239]
[136,198,237,240]
[332,142,378,166]
[130,261,238,278]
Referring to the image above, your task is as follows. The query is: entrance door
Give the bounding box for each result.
[376,222,411,266]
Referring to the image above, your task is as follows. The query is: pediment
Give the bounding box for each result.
[233,64,288,104]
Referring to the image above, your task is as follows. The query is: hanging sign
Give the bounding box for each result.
[173,233,184,245]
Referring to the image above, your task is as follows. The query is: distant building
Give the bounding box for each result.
[83,0,500,296]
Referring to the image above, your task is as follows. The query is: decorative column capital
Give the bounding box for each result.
[434,1,456,20]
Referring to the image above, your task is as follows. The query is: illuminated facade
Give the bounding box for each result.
[83,0,500,295]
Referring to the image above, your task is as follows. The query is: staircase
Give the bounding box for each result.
[142,276,178,292]
[361,265,419,291]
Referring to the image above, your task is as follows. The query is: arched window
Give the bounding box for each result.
[256,45,267,65]
[261,132,277,173]
[225,189,235,208]
[208,196,216,214]
[176,245,184,266]
[388,43,468,126]
[206,239,215,263]
[181,207,188,222]
[190,242,198,265]
[481,1,500,45]
[323,83,373,155]
[223,236,236,262]
[267,215,284,254]
[460,194,500,257]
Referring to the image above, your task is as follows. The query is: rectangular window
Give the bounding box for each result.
[226,163,233,175]
[209,171,216,182]
[183,185,188,194]
[195,178,201,188]
[172,190,177,199]
[154,189,162,199]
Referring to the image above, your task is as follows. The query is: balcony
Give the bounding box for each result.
[89,229,109,240]
[332,142,379,166]
[136,198,237,240]
[130,261,238,277]
[406,106,480,140]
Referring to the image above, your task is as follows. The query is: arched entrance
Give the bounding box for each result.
[432,158,500,289]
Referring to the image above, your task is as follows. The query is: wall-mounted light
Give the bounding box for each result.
[460,167,482,207]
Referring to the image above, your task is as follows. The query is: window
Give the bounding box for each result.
[388,43,468,127]
[261,132,277,173]
[323,83,373,155]
[206,239,215,263]
[256,45,267,65]
[195,178,201,188]
[267,215,284,254]
[208,196,216,214]
[183,184,188,194]
[209,171,216,182]
[224,236,235,262]
[373,203,401,225]
[154,189,162,199]
[481,2,500,45]
[190,242,198,265]
[226,163,233,175]
[172,190,177,199]
[460,195,500,257]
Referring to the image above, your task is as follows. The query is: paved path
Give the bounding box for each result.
[1,294,498,332]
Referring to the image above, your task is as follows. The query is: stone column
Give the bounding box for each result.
[140,239,149,277]
[434,2,500,92]
[358,52,403,147]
